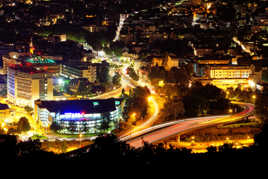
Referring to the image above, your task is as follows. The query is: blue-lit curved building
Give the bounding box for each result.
[34,98,122,134]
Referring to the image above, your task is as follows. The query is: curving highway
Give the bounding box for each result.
[124,102,254,148]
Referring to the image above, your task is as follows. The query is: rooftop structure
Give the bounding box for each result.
[26,56,56,64]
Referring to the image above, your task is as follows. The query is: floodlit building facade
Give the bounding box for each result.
[34,98,122,133]
[210,66,252,79]
[152,54,180,71]
[208,65,254,89]
[7,65,53,107]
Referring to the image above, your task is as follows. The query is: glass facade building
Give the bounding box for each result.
[34,98,122,134]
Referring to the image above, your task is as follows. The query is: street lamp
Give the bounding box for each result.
[188,81,192,88]
[191,136,195,144]
[158,80,165,87]
[58,78,64,86]
[79,133,83,148]
[248,80,256,89]
[98,50,105,57]
[131,112,136,120]
[147,96,153,103]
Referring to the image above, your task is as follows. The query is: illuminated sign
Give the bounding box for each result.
[26,57,55,64]
[60,112,101,119]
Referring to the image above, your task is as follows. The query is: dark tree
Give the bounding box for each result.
[17,117,31,133]
[97,118,110,134]
[97,61,110,83]
[50,122,62,132]
[127,67,139,81]
[112,72,121,86]
[24,106,33,113]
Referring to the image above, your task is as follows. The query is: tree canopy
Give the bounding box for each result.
[17,117,31,133]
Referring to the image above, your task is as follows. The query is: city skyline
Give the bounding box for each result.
[0,0,267,163]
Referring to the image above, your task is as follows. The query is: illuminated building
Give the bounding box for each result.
[53,34,67,42]
[210,66,252,79]
[1,53,21,75]
[34,98,122,133]
[7,65,54,107]
[152,54,180,71]
[208,65,253,89]
[60,63,97,83]
[1,54,60,75]
[196,56,231,65]
[26,56,60,74]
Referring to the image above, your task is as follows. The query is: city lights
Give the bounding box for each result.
[98,50,106,57]
[113,14,129,42]
[131,112,136,119]
[0,0,266,162]
[147,96,154,103]
[248,80,256,88]
[158,80,165,87]
[58,78,64,86]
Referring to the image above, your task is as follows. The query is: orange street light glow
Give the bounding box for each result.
[131,112,137,119]
[147,96,154,103]
[158,80,165,87]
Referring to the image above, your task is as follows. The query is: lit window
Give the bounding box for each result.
[115,101,120,105]
[93,102,99,106]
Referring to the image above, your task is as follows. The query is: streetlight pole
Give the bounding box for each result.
[79,133,83,148]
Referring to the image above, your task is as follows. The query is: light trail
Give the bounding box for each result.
[113,0,188,42]
[90,87,122,99]
[233,37,254,56]
[119,66,160,137]
[119,115,228,141]
[124,102,254,148]
[113,14,129,42]
[123,95,159,137]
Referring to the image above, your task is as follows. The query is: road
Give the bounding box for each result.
[90,87,123,99]
[119,67,162,135]
[124,102,254,148]
[119,115,229,141]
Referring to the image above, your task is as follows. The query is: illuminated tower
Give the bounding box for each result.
[29,38,35,55]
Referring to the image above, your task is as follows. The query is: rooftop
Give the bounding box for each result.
[26,56,56,64]
[36,98,121,114]
[9,64,47,74]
